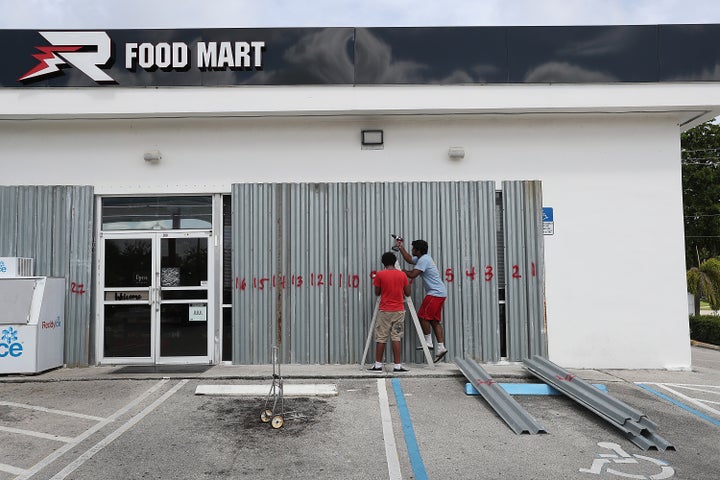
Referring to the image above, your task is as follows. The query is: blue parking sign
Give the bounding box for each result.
[543,207,553,222]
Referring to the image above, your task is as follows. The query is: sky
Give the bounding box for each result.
[1,0,720,29]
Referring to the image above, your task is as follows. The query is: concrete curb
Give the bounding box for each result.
[195,383,339,396]
[0,362,534,383]
[691,339,720,351]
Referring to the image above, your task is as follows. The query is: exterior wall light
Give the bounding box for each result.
[361,130,383,150]
[143,150,162,162]
[448,147,465,160]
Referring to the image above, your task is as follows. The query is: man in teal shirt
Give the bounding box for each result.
[395,238,448,363]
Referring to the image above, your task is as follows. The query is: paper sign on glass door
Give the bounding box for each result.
[189,305,207,322]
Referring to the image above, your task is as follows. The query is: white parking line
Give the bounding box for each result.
[377,379,402,480]
[48,380,188,480]
[0,401,106,422]
[15,379,170,480]
[0,462,27,476]
[0,425,74,443]
[644,382,720,417]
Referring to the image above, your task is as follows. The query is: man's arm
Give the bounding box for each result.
[375,286,382,296]
[404,268,422,279]
[403,284,411,297]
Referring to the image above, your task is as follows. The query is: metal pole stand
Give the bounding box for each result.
[260,346,303,428]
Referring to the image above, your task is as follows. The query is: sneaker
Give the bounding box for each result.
[433,349,448,363]
[415,345,434,350]
[393,366,410,373]
[368,366,383,372]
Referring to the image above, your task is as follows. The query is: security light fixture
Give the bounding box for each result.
[361,130,384,148]
[143,150,162,163]
[448,147,465,160]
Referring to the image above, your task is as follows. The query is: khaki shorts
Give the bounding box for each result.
[374,310,406,343]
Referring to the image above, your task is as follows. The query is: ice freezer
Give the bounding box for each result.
[0,277,65,374]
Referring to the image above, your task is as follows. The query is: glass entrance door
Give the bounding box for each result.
[100,231,212,364]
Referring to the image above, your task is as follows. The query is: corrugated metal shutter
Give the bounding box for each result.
[232,183,277,364]
[0,185,94,366]
[502,180,547,361]
[231,181,542,365]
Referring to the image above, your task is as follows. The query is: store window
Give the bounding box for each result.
[101,196,212,231]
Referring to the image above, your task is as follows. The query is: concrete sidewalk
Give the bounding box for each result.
[1,344,717,385]
[0,360,487,382]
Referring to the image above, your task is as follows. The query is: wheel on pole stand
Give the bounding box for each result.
[271,415,284,429]
[259,346,304,429]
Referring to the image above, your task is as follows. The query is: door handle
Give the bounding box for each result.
[149,286,160,306]
[155,270,161,309]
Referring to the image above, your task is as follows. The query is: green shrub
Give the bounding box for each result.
[689,315,720,345]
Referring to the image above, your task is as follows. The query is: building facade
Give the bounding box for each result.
[2,25,720,369]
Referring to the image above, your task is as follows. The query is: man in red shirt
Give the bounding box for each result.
[369,252,411,373]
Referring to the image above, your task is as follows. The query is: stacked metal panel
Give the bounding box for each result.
[456,356,546,434]
[523,355,675,451]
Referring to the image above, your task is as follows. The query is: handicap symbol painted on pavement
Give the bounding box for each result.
[579,442,674,479]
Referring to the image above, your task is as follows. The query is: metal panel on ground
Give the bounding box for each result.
[523,355,675,451]
[456,356,546,434]
[0,185,94,366]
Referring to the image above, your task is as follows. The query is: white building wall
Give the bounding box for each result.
[0,90,694,369]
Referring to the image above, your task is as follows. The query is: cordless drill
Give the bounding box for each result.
[390,234,403,251]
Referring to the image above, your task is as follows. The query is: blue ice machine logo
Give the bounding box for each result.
[0,326,24,358]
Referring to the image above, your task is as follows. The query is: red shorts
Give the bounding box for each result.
[417,295,446,322]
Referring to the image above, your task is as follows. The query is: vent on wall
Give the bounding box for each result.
[0,257,34,277]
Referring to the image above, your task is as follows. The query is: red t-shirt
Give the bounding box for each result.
[373,268,409,312]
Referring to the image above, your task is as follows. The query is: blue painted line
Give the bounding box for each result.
[637,383,720,428]
[391,378,428,480]
[465,382,607,396]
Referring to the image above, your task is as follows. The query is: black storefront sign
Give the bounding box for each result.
[1,25,719,87]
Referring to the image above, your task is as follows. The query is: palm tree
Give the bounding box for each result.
[687,258,720,315]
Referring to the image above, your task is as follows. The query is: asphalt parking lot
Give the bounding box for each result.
[1,346,719,480]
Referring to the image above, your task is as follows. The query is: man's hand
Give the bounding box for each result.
[395,238,413,264]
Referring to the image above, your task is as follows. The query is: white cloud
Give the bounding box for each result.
[1,0,720,29]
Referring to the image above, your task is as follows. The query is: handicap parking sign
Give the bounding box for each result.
[542,207,553,222]
[543,207,554,235]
